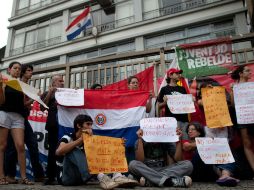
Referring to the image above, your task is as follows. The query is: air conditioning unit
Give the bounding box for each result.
[96,0,115,15]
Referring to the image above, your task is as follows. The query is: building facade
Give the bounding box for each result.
[1,0,253,91]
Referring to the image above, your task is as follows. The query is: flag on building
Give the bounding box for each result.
[66,6,92,41]
[57,90,149,147]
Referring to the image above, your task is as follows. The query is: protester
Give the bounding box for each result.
[230,65,254,173]
[90,83,103,90]
[41,75,64,185]
[128,128,193,187]
[0,62,33,185]
[55,114,93,185]
[158,68,190,140]
[177,122,239,187]
[4,65,44,183]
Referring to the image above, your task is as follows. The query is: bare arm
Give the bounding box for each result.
[174,127,183,161]
[145,91,153,113]
[56,137,83,156]
[182,141,196,151]
[158,95,167,109]
[135,129,145,162]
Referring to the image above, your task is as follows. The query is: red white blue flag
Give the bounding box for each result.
[58,90,149,147]
[66,6,92,41]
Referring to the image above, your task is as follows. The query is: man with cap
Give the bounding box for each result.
[157,68,189,140]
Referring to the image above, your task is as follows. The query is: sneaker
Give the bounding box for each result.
[170,176,192,188]
[216,177,239,187]
[113,175,139,188]
[99,175,118,190]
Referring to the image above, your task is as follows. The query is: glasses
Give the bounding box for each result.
[188,128,197,132]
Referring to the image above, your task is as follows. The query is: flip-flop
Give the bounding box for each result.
[216,177,239,187]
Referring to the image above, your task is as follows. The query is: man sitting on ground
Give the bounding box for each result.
[129,128,193,188]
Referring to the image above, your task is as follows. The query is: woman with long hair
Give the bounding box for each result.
[0,62,33,185]
[230,65,254,172]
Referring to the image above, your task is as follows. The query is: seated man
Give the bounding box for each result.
[56,114,138,189]
[55,114,93,186]
[129,128,193,188]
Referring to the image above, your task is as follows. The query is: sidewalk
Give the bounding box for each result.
[1,180,254,190]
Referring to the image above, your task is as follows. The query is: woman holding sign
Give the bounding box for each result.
[0,62,33,185]
[230,65,254,174]
[177,122,239,187]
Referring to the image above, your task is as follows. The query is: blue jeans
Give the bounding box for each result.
[61,148,91,186]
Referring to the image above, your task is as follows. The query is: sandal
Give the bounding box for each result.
[20,178,34,185]
[6,176,18,184]
[0,177,8,185]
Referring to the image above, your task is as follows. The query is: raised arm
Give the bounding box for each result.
[135,129,145,162]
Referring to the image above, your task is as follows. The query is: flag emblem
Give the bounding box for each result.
[95,113,107,126]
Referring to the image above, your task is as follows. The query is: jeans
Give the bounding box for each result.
[129,160,193,186]
[4,119,44,178]
[61,148,91,186]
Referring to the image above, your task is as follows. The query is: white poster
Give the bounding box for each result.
[166,94,195,114]
[233,82,254,124]
[140,117,178,142]
[196,137,235,164]
[55,88,84,106]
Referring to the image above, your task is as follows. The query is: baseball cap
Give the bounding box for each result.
[167,68,183,76]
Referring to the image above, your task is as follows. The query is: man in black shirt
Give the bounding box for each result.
[158,68,189,140]
[41,75,64,185]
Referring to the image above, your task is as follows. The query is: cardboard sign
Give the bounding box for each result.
[196,137,235,164]
[55,88,84,106]
[166,94,195,114]
[140,117,178,142]
[233,82,254,124]
[201,86,232,128]
[83,134,128,174]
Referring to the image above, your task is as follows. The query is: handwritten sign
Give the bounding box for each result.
[166,94,195,114]
[201,86,232,128]
[195,137,235,164]
[55,88,84,106]
[233,82,254,124]
[140,117,178,142]
[83,134,128,174]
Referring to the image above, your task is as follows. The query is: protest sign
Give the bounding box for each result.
[140,117,178,142]
[2,74,48,108]
[201,86,232,128]
[166,94,195,114]
[176,38,233,79]
[233,82,254,124]
[83,134,128,174]
[195,137,235,164]
[55,88,84,106]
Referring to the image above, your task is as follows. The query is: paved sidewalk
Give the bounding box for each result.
[1,180,254,190]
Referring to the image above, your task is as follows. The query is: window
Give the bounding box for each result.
[145,19,236,49]
[115,0,134,27]
[16,0,60,15]
[143,0,159,20]
[11,16,62,55]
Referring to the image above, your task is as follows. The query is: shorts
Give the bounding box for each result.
[0,111,25,129]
